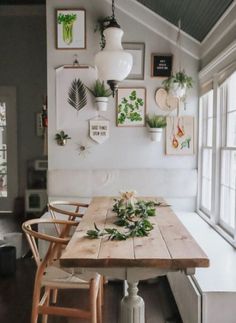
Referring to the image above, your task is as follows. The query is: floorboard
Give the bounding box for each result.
[0,259,182,323]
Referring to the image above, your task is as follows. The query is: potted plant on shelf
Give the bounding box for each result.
[87,80,112,111]
[162,70,193,100]
[146,114,167,142]
[55,131,71,146]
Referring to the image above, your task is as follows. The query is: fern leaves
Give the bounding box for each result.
[68,78,87,111]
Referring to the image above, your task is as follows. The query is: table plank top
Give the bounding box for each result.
[60,197,209,269]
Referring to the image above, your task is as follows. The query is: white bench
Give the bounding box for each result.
[45,169,236,323]
[168,212,236,323]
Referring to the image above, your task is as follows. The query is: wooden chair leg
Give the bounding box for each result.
[31,279,41,323]
[97,278,103,323]
[52,288,58,304]
[90,279,97,323]
[42,287,50,323]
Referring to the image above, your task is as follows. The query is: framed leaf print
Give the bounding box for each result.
[166,116,194,155]
[56,9,86,49]
[55,65,97,129]
[116,88,146,127]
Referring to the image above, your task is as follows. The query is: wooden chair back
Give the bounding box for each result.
[22,218,76,267]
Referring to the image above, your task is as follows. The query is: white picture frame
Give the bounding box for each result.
[56,9,86,49]
[122,43,145,80]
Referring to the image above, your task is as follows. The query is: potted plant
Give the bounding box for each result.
[55,131,71,146]
[87,80,112,111]
[146,114,167,142]
[162,70,193,99]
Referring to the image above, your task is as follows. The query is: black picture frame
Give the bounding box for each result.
[151,54,173,78]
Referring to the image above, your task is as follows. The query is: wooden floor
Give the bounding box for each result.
[0,259,182,323]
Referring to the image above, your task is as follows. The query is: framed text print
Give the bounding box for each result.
[166,116,194,155]
[56,9,86,49]
[151,54,172,77]
[116,88,146,127]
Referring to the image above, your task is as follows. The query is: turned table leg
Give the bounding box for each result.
[120,281,145,323]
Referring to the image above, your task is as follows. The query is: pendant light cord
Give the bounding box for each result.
[177,19,182,71]
[112,0,115,19]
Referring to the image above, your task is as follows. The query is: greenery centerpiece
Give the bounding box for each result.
[162,70,193,100]
[86,191,161,241]
[58,13,77,45]
[87,80,112,111]
[55,130,71,146]
[146,114,167,142]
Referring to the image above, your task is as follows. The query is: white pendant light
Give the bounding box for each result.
[95,0,133,96]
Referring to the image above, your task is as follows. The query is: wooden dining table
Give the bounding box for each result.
[60,197,209,323]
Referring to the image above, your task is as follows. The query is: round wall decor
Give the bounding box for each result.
[155,88,178,112]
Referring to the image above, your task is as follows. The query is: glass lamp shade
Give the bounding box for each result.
[95,27,133,82]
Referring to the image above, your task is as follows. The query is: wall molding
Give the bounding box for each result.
[199,40,236,80]
[105,0,200,60]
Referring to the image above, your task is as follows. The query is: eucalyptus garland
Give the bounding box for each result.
[86,199,160,241]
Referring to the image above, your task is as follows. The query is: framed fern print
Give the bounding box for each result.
[55,65,97,129]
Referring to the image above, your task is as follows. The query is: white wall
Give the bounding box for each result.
[46,0,199,173]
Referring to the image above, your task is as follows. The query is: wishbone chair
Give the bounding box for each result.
[22,218,102,323]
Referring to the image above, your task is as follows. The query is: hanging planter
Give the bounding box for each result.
[87,80,112,111]
[146,115,167,142]
[162,71,193,100]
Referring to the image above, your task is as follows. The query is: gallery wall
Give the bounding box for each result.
[47,0,199,176]
[0,6,47,196]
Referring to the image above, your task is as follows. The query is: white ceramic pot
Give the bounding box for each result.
[169,83,187,99]
[148,128,163,142]
[95,97,109,111]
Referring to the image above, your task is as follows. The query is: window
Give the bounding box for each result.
[0,102,7,197]
[219,73,236,235]
[199,90,213,215]
[198,71,236,244]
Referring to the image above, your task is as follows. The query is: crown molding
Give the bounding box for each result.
[105,0,200,60]
[199,40,236,80]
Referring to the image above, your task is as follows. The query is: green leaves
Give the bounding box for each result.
[86,199,158,241]
[68,78,87,112]
[117,90,144,125]
[146,114,167,128]
[58,13,77,25]
[162,70,193,91]
[87,80,112,97]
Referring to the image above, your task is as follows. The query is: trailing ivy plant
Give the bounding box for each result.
[117,90,144,125]
[86,199,163,241]
[94,16,113,50]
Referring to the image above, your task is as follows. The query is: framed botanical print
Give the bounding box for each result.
[166,116,194,155]
[56,9,86,49]
[122,43,145,80]
[116,88,146,127]
[151,54,173,77]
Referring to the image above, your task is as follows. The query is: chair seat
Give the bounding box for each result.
[42,261,97,289]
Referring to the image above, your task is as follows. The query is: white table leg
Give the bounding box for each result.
[120,281,145,323]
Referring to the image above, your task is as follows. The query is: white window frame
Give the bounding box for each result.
[198,70,236,248]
